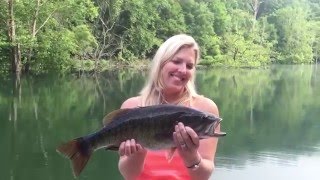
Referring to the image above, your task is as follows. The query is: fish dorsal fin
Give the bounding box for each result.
[102,108,131,126]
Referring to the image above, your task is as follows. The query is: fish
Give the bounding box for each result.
[56,104,226,176]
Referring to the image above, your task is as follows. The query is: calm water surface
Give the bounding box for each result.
[1,65,319,180]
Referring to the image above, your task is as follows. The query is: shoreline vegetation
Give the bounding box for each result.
[0,0,319,75]
[68,58,272,73]
[71,59,151,72]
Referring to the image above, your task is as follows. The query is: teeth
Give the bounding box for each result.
[169,73,185,81]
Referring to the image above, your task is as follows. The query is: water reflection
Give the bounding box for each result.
[0,65,319,180]
[213,152,320,180]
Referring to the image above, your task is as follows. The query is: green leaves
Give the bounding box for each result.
[271,5,313,63]
[0,0,98,73]
[1,0,320,73]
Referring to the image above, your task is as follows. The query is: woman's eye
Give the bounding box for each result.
[172,60,181,64]
[187,64,194,69]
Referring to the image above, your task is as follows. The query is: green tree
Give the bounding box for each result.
[180,0,220,57]
[207,0,231,36]
[308,0,320,63]
[117,0,162,60]
[154,0,186,41]
[0,0,98,73]
[271,5,314,63]
[92,0,125,61]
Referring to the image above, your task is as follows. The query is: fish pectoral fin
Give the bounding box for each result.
[166,147,176,163]
[102,109,132,126]
[105,145,119,151]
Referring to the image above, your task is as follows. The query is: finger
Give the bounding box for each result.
[173,132,182,150]
[175,124,185,145]
[175,124,187,149]
[130,139,137,153]
[178,122,190,142]
[177,122,192,146]
[136,144,143,152]
[124,140,131,156]
[185,126,199,146]
[119,142,126,156]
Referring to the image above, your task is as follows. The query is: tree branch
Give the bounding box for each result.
[35,8,57,35]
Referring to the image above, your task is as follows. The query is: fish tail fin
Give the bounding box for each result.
[56,138,92,177]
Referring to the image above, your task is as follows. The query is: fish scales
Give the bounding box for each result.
[100,106,181,144]
[93,105,206,149]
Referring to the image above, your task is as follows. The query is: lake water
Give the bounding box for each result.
[0,65,319,180]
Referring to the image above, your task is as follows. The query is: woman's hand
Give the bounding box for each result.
[173,122,202,168]
[118,139,147,179]
[119,139,147,157]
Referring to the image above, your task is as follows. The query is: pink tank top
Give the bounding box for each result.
[136,150,191,180]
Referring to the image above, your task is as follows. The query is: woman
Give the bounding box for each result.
[118,34,221,180]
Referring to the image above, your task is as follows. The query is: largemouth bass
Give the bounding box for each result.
[56,104,226,176]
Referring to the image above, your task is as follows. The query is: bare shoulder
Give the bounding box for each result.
[192,96,219,116]
[121,96,142,109]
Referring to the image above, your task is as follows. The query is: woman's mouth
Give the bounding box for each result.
[170,73,186,82]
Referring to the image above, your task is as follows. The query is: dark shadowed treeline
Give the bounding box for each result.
[0,0,319,73]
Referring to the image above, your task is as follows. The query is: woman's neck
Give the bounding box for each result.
[161,89,185,104]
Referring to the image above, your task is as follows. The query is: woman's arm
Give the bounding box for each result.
[118,97,147,180]
[174,97,221,180]
[188,132,220,180]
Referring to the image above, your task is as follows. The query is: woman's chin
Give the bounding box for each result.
[165,84,185,93]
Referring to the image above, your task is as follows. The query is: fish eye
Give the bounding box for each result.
[202,114,209,119]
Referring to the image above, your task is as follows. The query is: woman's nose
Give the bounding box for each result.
[178,63,187,73]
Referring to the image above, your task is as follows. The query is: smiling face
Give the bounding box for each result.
[161,46,196,94]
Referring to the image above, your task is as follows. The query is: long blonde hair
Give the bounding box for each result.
[140,34,200,106]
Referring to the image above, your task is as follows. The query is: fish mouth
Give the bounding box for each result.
[204,118,226,137]
[211,131,227,137]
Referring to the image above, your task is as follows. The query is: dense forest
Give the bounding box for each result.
[0,0,319,74]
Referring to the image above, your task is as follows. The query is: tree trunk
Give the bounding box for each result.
[250,0,261,31]
[233,48,238,61]
[8,0,21,74]
[25,0,41,73]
